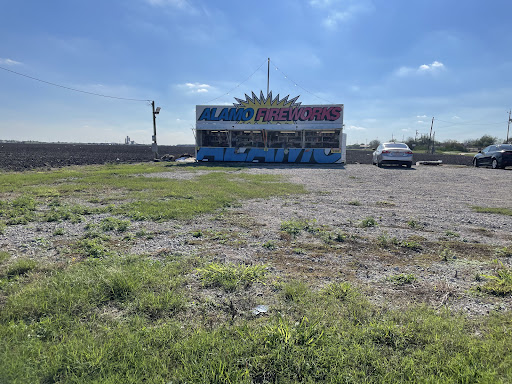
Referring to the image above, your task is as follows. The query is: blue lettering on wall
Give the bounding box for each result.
[197,148,343,164]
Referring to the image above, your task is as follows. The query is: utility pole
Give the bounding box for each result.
[507,110,511,144]
[428,117,434,153]
[151,101,161,160]
[267,57,270,97]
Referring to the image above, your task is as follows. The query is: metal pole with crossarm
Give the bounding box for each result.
[151,101,161,160]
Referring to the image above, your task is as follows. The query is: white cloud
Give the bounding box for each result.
[310,0,374,29]
[416,115,427,118]
[395,61,445,77]
[0,58,22,66]
[418,61,445,72]
[179,82,211,93]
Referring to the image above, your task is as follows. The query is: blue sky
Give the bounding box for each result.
[1,0,512,145]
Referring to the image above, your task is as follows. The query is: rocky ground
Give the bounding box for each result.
[2,163,511,317]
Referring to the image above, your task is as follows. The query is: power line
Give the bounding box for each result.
[0,65,151,102]
[204,59,267,104]
[270,59,335,104]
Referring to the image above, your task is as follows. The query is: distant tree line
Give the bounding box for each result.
[348,134,511,152]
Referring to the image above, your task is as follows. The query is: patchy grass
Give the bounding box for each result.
[2,163,512,383]
[495,245,512,258]
[348,200,362,206]
[5,259,38,279]
[0,251,10,263]
[444,230,460,238]
[359,216,377,228]
[100,217,131,232]
[196,263,268,291]
[262,240,277,250]
[407,219,422,229]
[52,227,66,236]
[479,263,512,296]
[0,164,306,224]
[471,206,512,216]
[280,218,316,238]
[2,266,512,383]
[388,273,417,286]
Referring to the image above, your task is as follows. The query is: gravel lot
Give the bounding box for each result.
[2,163,511,316]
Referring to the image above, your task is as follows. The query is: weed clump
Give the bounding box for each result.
[100,217,130,232]
[388,273,417,286]
[478,263,512,296]
[280,218,316,238]
[6,259,37,278]
[495,245,512,258]
[196,263,268,291]
[359,216,377,228]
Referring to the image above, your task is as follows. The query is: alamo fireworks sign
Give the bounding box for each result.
[195,91,345,164]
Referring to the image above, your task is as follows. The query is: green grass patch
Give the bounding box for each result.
[0,251,10,263]
[388,273,417,286]
[407,219,422,229]
[0,164,305,223]
[280,279,310,302]
[53,227,66,236]
[359,216,377,228]
[496,245,512,258]
[1,263,512,382]
[262,240,277,250]
[280,218,317,238]
[471,206,512,216]
[196,262,268,291]
[479,263,512,296]
[100,217,131,232]
[73,238,114,258]
[4,258,38,279]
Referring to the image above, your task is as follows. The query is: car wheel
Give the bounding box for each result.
[377,162,382,168]
[492,158,499,169]
[473,158,478,167]
[406,163,412,168]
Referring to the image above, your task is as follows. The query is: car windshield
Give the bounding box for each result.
[383,143,408,149]
[497,144,512,150]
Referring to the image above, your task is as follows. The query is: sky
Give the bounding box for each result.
[1,0,512,145]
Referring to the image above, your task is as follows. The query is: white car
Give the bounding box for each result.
[372,143,413,168]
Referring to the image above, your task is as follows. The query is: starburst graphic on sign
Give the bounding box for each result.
[233,91,301,124]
